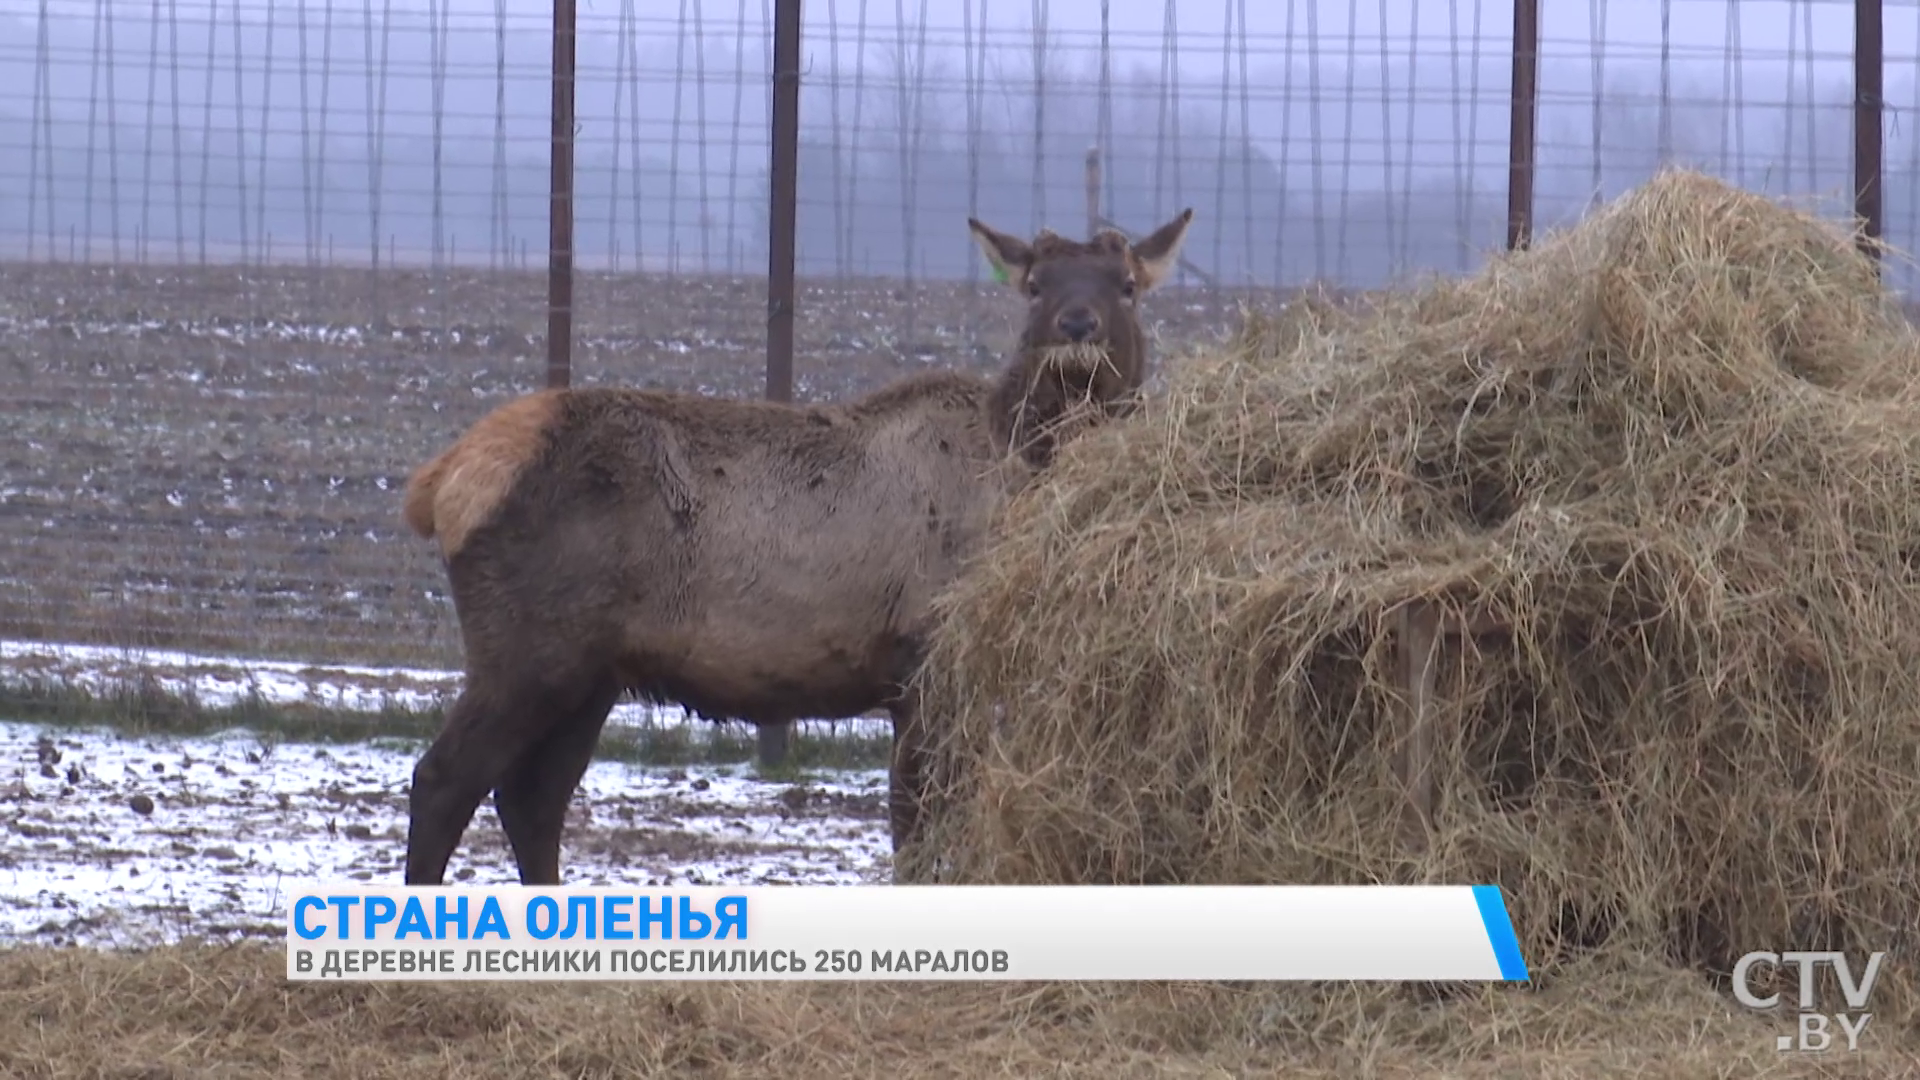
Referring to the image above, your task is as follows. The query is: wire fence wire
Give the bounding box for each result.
[0,0,1913,676]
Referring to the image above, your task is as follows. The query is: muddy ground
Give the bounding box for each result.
[0,259,1277,673]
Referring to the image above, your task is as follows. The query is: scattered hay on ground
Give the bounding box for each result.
[0,942,1914,1077]
[900,169,1920,1026]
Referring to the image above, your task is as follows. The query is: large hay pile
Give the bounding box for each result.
[901,170,1920,1011]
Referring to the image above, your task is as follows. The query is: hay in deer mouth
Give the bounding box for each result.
[899,169,1920,1012]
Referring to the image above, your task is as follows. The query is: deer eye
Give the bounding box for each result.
[1121,278,1137,298]
[1027,277,1043,299]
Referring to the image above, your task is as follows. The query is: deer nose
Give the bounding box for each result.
[1057,310,1101,342]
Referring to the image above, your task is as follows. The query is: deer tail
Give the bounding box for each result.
[400,390,563,558]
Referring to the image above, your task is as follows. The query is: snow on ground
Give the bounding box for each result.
[0,638,895,740]
[0,719,892,948]
[0,638,900,949]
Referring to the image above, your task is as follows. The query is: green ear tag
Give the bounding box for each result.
[991,263,1009,285]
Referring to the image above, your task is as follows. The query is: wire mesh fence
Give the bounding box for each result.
[0,0,1913,682]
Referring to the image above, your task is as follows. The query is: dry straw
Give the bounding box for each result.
[900,169,1920,1018]
[8,943,1910,1076]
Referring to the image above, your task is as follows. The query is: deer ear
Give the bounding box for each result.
[969,218,1033,292]
[1129,208,1194,291]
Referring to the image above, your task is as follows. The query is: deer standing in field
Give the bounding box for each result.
[396,209,1195,886]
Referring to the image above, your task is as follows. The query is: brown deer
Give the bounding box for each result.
[397,208,1194,886]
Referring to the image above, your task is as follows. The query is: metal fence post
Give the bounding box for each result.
[1084,145,1102,241]
[758,0,803,771]
[1506,0,1540,251]
[547,0,576,388]
[1855,0,1884,271]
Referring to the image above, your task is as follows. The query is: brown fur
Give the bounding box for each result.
[400,210,1194,887]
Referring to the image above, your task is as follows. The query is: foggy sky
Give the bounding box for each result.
[1,0,1915,292]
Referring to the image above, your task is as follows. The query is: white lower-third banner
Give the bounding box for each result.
[284,884,1530,982]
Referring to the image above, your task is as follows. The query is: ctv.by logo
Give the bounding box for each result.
[1731,950,1886,1053]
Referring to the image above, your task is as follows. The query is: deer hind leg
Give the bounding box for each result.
[491,678,622,886]
[887,692,932,855]
[405,675,559,885]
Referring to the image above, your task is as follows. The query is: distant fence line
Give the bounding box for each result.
[0,2,1908,290]
[0,1,1912,752]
